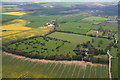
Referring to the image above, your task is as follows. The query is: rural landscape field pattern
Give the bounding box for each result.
[1,2,119,78]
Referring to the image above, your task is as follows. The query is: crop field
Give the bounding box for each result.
[2,19,32,30]
[2,26,54,45]
[2,30,21,37]
[2,14,19,23]
[1,12,27,16]
[2,53,109,78]
[2,2,118,79]
[112,59,118,78]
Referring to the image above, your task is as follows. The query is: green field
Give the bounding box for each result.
[2,14,19,23]
[56,22,91,34]
[59,16,87,22]
[109,47,118,57]
[4,36,76,59]
[20,15,61,28]
[2,53,109,78]
[48,32,92,44]
[48,32,113,50]
[2,2,119,79]
[112,59,118,78]
[81,16,109,23]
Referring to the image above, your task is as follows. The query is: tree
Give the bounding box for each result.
[92,39,94,43]
[99,40,103,44]
[72,55,82,60]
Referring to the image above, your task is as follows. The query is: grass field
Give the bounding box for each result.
[6,36,76,57]
[48,32,92,44]
[90,38,113,50]
[2,53,109,78]
[48,32,113,50]
[109,47,118,57]
[81,16,109,23]
[20,15,61,28]
[59,16,87,22]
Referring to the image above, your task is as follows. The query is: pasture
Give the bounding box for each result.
[90,38,113,50]
[48,32,113,50]
[20,15,61,28]
[2,53,109,78]
[5,36,76,59]
[48,32,92,44]
[109,47,118,57]
[81,16,109,23]
[56,22,91,34]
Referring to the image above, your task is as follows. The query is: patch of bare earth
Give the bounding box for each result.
[3,52,106,68]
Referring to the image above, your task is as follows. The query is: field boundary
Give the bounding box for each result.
[3,52,106,67]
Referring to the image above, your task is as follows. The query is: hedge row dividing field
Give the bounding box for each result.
[2,53,109,78]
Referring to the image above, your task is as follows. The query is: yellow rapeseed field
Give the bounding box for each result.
[2,30,21,37]
[1,12,27,16]
[2,19,32,30]
[3,26,54,44]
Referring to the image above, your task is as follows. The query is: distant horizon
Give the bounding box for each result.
[1,0,119,2]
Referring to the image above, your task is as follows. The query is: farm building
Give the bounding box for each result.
[45,20,55,26]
